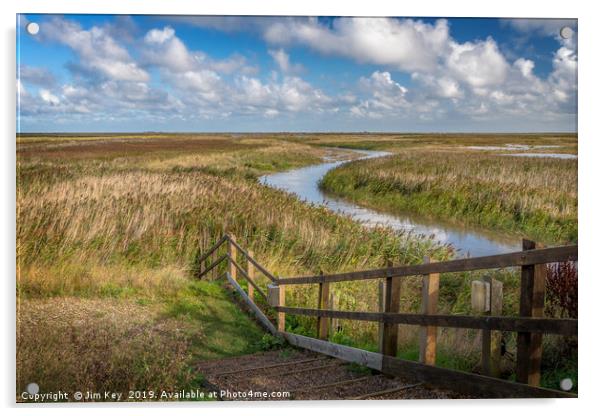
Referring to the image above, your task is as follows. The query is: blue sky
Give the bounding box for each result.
[17,15,577,132]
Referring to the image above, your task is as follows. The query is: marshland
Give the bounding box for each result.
[16,132,577,398]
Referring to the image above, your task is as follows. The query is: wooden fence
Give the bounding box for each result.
[198,234,578,398]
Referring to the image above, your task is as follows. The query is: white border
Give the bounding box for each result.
[3,1,600,415]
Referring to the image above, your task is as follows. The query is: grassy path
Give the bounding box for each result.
[17,281,266,401]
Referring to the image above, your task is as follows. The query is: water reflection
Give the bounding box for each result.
[502,153,577,160]
[260,149,521,257]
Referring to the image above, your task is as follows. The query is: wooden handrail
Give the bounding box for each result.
[198,236,578,396]
[280,332,576,398]
[275,307,577,336]
[228,255,269,301]
[226,235,277,282]
[198,253,228,278]
[197,234,275,282]
[197,235,228,266]
[225,272,278,335]
[276,244,578,285]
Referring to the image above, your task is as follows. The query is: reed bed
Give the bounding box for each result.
[320,150,577,245]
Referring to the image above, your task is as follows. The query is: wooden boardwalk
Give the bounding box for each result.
[198,234,578,399]
[198,349,462,400]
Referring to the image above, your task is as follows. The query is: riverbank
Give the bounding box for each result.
[320,147,577,246]
[261,149,520,256]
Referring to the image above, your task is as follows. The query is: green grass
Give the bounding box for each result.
[296,132,577,153]
[163,281,265,361]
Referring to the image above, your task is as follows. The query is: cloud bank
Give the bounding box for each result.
[18,16,577,132]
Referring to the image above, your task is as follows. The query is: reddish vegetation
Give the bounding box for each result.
[546,261,578,319]
[17,135,257,160]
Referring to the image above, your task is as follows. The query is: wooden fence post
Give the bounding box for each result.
[317,273,330,340]
[530,245,546,386]
[481,276,503,377]
[228,234,237,283]
[419,257,439,365]
[199,234,206,278]
[516,239,545,386]
[329,292,339,334]
[247,249,255,301]
[278,282,286,332]
[382,260,401,357]
[378,280,386,353]
[212,242,219,280]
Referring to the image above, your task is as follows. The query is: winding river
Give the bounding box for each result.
[260,149,521,257]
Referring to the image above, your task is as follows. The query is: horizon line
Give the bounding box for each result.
[16,131,578,136]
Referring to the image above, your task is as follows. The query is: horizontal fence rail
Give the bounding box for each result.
[228,255,269,301]
[197,235,228,266]
[275,307,577,336]
[225,272,277,335]
[281,332,575,399]
[227,236,277,282]
[197,235,276,284]
[195,234,579,397]
[276,245,577,285]
[198,253,228,279]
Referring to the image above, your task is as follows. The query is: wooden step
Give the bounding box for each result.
[197,349,458,401]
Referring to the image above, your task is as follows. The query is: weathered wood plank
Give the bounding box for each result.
[382,263,401,357]
[381,355,575,398]
[291,375,374,393]
[228,255,268,301]
[419,257,439,365]
[247,249,255,302]
[517,239,541,384]
[348,383,423,400]
[198,253,228,279]
[277,284,286,332]
[482,276,503,377]
[529,247,547,386]
[275,307,577,335]
[317,280,330,340]
[276,245,577,285]
[282,330,575,398]
[225,272,277,335]
[228,234,237,283]
[227,236,277,282]
[197,235,228,271]
[377,281,385,352]
[213,357,322,376]
[278,362,343,377]
[281,332,383,371]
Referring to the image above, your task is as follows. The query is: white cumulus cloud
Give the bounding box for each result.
[268,49,304,74]
[446,38,509,89]
[264,17,450,72]
[39,89,60,105]
[41,17,149,82]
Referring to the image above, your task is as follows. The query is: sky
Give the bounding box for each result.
[16,15,577,133]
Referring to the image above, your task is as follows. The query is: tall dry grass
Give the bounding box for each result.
[17,136,448,360]
[18,167,447,313]
[17,298,192,396]
[321,150,577,244]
